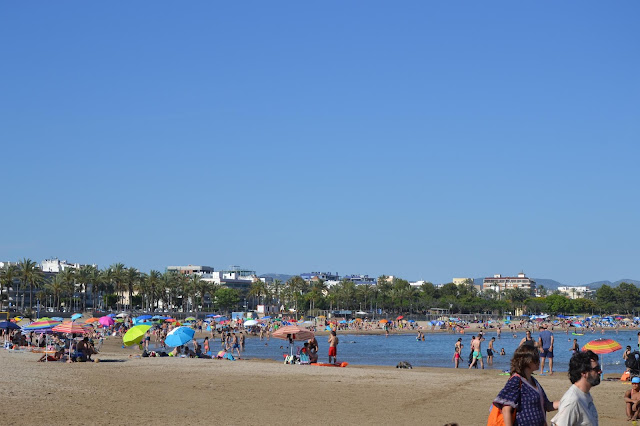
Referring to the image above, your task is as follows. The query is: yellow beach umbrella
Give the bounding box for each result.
[123,325,151,347]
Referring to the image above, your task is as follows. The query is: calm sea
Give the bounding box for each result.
[223,329,634,373]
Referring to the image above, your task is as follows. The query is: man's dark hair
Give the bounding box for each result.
[568,350,599,384]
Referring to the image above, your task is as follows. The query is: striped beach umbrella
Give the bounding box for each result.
[23,320,61,330]
[52,322,91,334]
[581,338,622,354]
[581,338,622,376]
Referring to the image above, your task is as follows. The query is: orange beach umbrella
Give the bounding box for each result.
[581,339,622,354]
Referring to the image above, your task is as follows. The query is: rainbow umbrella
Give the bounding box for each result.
[23,320,61,331]
[582,338,622,377]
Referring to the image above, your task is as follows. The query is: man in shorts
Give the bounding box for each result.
[538,324,554,375]
[487,337,496,365]
[468,334,484,369]
[328,330,339,364]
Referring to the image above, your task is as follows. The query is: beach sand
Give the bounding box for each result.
[0,332,629,426]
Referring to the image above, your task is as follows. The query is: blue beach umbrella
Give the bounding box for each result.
[137,315,153,321]
[165,326,195,347]
[0,321,21,330]
[71,313,83,320]
[51,317,64,322]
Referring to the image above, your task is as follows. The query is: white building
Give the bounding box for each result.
[41,258,96,273]
[557,286,593,299]
[453,278,474,286]
[166,265,214,276]
[483,272,536,294]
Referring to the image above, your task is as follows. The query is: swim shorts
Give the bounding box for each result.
[487,349,493,356]
[541,348,554,358]
[473,350,482,359]
[328,346,337,357]
[454,353,460,359]
[233,343,240,349]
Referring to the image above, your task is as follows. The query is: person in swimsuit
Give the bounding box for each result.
[570,339,579,354]
[469,335,484,369]
[487,337,496,365]
[519,330,534,347]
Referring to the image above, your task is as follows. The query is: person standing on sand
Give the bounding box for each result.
[328,330,339,364]
[551,350,600,426]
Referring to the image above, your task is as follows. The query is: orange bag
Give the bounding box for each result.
[488,375,521,426]
[487,403,516,426]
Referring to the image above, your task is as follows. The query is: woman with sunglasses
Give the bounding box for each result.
[492,342,559,426]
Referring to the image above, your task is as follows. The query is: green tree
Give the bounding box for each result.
[18,258,43,310]
[0,263,17,310]
[215,288,240,312]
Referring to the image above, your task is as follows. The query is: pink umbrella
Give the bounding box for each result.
[99,316,115,327]
[272,325,315,357]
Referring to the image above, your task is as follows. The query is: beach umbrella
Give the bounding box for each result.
[123,325,152,347]
[582,339,622,354]
[51,317,64,322]
[396,315,404,320]
[12,316,23,322]
[107,313,117,318]
[52,322,91,335]
[165,326,195,347]
[0,321,20,330]
[262,316,271,320]
[99,316,115,327]
[244,320,258,327]
[582,338,622,377]
[85,318,100,324]
[272,325,315,357]
[23,320,61,331]
[71,313,83,321]
[136,315,153,321]
[379,319,389,324]
[116,313,128,318]
[184,317,196,322]
[165,318,176,323]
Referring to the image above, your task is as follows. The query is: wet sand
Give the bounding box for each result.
[0,333,629,425]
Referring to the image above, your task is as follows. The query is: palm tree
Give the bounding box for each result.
[144,270,162,311]
[124,267,140,310]
[249,280,267,309]
[18,258,43,311]
[47,274,65,310]
[76,265,95,312]
[107,263,126,311]
[0,263,17,310]
[191,275,213,312]
[59,268,77,311]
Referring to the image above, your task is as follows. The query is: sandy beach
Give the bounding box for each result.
[0,331,630,426]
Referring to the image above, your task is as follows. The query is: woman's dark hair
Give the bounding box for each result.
[568,350,599,384]
[510,343,540,376]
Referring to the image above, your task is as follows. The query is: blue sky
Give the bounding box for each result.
[2,2,638,285]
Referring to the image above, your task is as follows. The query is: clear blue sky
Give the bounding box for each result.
[2,2,638,285]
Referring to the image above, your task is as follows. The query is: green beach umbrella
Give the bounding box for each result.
[184,317,196,322]
[123,325,151,347]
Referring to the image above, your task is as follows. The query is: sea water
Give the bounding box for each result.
[227,329,635,373]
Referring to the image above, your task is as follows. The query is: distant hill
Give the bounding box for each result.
[585,279,640,289]
[259,273,294,282]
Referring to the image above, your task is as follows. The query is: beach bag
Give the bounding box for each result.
[487,404,515,426]
[487,376,521,426]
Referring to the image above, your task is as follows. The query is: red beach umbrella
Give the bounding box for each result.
[396,315,404,320]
